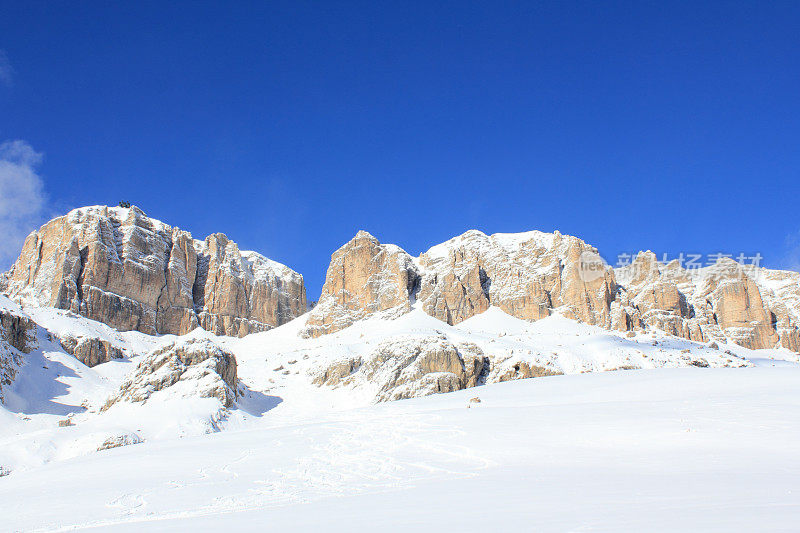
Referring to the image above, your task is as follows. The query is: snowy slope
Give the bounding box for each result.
[3,302,798,473]
[2,298,800,531]
[2,367,799,531]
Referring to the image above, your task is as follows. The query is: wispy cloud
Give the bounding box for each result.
[0,50,12,86]
[0,140,46,268]
[781,231,800,272]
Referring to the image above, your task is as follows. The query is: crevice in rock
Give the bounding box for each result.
[32,235,44,281]
[75,246,88,304]
[155,239,174,333]
[109,215,124,264]
[476,356,491,386]
[192,251,210,316]
[407,268,421,305]
[479,266,491,303]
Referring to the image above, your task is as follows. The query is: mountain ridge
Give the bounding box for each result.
[1,205,307,338]
[4,207,800,355]
[304,228,800,353]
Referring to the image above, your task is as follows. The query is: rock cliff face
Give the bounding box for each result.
[5,209,798,354]
[304,229,617,337]
[615,253,795,351]
[0,296,37,401]
[305,230,800,353]
[416,230,616,327]
[3,206,306,337]
[303,231,417,337]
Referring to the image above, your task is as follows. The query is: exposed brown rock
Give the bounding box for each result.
[102,337,239,410]
[312,335,489,402]
[634,281,690,317]
[303,231,417,337]
[3,206,306,337]
[312,356,362,386]
[711,277,779,350]
[307,229,618,336]
[615,254,791,350]
[0,309,37,354]
[0,300,37,401]
[58,335,124,367]
[495,361,563,382]
[306,231,800,354]
[417,230,616,327]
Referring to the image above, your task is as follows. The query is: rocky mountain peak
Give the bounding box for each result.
[302,230,417,337]
[304,228,618,337]
[2,206,307,337]
[304,228,800,354]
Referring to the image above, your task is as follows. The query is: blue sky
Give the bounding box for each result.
[1,1,799,298]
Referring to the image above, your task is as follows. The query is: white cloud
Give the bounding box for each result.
[782,232,800,273]
[0,140,46,268]
[0,50,12,86]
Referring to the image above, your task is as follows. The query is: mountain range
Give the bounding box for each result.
[1,206,799,529]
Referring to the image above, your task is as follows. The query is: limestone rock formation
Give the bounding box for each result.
[312,334,489,402]
[58,335,124,367]
[417,230,616,327]
[311,356,363,386]
[616,253,793,350]
[711,276,779,350]
[305,229,617,337]
[3,206,306,337]
[305,230,800,354]
[0,296,37,401]
[102,337,238,410]
[494,361,563,382]
[758,268,800,352]
[1,307,37,354]
[0,344,20,402]
[303,231,417,337]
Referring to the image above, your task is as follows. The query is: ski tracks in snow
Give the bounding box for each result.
[216,412,495,509]
[48,411,493,530]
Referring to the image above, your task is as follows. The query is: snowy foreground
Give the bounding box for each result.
[2,367,799,531]
[2,297,800,531]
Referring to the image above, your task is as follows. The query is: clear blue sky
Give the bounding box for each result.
[1,1,799,298]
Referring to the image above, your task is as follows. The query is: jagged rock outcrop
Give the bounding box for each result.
[102,337,238,409]
[58,335,124,368]
[3,206,306,337]
[304,229,617,337]
[616,252,793,350]
[0,296,37,401]
[0,343,21,402]
[305,230,800,353]
[711,276,779,350]
[312,335,489,402]
[97,433,142,451]
[494,361,563,382]
[312,356,363,386]
[1,308,37,354]
[303,231,417,337]
[417,230,616,327]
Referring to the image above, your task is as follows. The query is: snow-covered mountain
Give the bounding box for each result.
[2,211,800,530]
[1,292,799,530]
[305,229,800,352]
[0,290,796,472]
